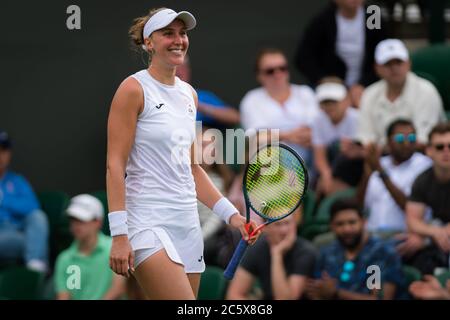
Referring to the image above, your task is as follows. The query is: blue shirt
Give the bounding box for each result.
[196,89,227,128]
[0,170,40,226]
[315,236,405,297]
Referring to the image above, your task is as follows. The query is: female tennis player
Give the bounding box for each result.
[106,7,260,300]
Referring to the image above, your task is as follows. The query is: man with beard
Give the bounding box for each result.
[306,199,404,300]
[357,119,432,256]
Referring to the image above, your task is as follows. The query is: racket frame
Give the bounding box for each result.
[223,143,309,280]
[242,142,309,235]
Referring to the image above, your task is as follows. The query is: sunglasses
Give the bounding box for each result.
[260,65,288,76]
[393,133,416,144]
[433,143,450,151]
[340,260,355,282]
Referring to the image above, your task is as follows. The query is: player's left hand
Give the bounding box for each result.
[229,213,261,245]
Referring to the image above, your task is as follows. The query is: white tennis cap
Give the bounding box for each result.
[375,39,409,65]
[67,194,104,222]
[142,8,196,40]
[316,82,347,103]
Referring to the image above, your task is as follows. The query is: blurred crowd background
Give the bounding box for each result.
[1,0,450,300]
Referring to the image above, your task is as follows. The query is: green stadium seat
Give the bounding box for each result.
[300,223,330,241]
[297,190,318,239]
[402,265,422,287]
[37,191,72,266]
[198,266,227,300]
[315,188,356,224]
[436,270,450,288]
[90,190,110,236]
[301,189,316,226]
[411,44,450,111]
[37,191,70,231]
[0,267,45,300]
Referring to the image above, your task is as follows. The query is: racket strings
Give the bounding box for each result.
[245,146,306,220]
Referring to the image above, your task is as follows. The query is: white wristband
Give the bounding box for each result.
[212,197,238,224]
[108,210,128,236]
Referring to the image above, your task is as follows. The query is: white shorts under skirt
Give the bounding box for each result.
[128,206,205,273]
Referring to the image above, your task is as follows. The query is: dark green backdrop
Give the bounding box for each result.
[1,0,327,195]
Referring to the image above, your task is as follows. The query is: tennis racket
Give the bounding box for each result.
[223,143,308,280]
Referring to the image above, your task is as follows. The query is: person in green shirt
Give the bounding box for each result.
[55,194,126,300]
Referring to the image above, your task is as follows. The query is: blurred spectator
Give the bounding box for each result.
[357,39,446,147]
[409,275,450,300]
[312,78,364,196]
[0,130,49,272]
[406,123,450,274]
[295,0,387,107]
[358,119,432,258]
[240,48,320,171]
[54,194,126,300]
[226,213,317,300]
[307,199,404,300]
[176,55,240,129]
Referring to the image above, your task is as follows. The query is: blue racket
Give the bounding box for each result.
[224,143,308,280]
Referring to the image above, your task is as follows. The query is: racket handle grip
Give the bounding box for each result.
[223,238,249,280]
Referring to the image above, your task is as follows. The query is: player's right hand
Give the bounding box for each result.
[110,235,135,278]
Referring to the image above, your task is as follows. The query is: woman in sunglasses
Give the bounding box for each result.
[239,48,320,174]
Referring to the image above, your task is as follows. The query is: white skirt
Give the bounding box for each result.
[127,206,205,273]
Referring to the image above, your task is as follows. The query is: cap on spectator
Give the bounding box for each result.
[316,82,347,103]
[375,39,409,65]
[0,130,12,149]
[67,194,104,222]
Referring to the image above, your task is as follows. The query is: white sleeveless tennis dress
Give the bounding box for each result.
[126,70,205,273]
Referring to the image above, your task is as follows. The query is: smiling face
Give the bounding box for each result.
[145,19,189,67]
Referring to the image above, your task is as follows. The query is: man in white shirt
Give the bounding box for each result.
[357,39,445,148]
[312,79,364,196]
[358,119,432,258]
